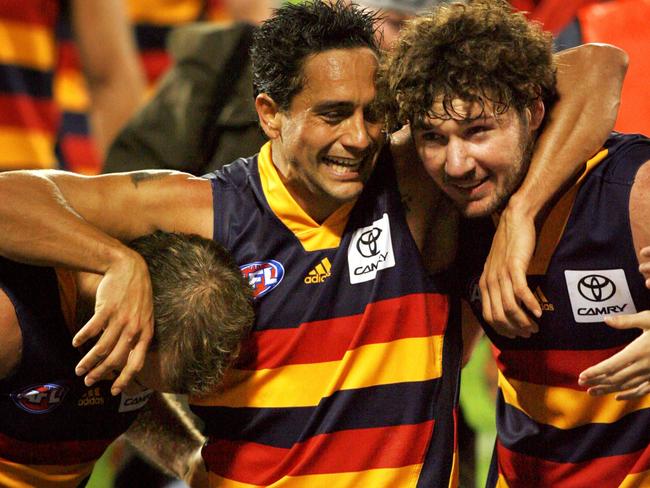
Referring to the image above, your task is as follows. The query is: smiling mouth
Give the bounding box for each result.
[451,177,488,191]
[322,156,364,175]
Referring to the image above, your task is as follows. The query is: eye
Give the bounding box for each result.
[320,110,349,124]
[419,131,446,145]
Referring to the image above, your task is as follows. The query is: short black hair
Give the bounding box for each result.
[251,0,380,110]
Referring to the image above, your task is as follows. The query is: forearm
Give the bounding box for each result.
[0,171,132,272]
[72,0,146,157]
[509,43,627,219]
[125,393,205,480]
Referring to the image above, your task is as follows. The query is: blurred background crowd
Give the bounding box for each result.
[1,0,646,486]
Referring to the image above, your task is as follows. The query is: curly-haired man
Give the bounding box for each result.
[384,1,650,485]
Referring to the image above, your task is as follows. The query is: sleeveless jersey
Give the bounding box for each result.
[0,259,152,488]
[0,0,61,170]
[191,142,462,487]
[459,133,650,487]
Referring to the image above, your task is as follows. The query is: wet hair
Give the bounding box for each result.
[379,0,556,130]
[251,0,381,110]
[129,231,253,396]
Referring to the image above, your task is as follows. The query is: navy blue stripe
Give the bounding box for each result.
[135,24,172,51]
[192,378,440,448]
[59,111,90,135]
[497,389,650,463]
[417,295,461,488]
[0,64,52,98]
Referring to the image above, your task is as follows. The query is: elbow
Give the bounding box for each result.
[581,43,629,78]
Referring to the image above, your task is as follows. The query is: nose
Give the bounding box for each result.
[445,137,475,180]
[340,111,374,152]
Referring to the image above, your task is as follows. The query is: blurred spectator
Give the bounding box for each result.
[103,0,277,175]
[0,0,144,173]
[55,0,231,174]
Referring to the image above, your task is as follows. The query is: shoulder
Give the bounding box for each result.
[0,287,22,379]
[168,21,253,66]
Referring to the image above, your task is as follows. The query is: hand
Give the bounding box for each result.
[479,203,541,339]
[73,248,154,395]
[640,246,650,288]
[578,311,650,400]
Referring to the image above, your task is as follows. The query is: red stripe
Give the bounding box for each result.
[204,421,434,484]
[56,41,82,71]
[0,94,58,131]
[0,430,111,465]
[139,50,172,84]
[497,442,645,487]
[0,0,58,27]
[238,293,448,369]
[495,345,626,389]
[59,136,101,175]
[630,445,650,475]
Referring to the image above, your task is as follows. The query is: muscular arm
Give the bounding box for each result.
[125,393,207,484]
[579,160,650,399]
[480,44,628,334]
[72,0,146,157]
[0,170,212,393]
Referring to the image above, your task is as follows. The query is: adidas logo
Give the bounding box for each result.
[304,258,332,284]
[533,286,555,311]
[78,387,104,407]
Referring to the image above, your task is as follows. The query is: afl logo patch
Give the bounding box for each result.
[11,383,68,414]
[240,260,284,299]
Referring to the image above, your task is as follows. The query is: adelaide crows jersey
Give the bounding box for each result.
[0,259,152,488]
[460,133,650,487]
[192,142,461,487]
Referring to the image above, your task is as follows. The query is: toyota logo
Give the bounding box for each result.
[577,274,616,302]
[356,227,382,257]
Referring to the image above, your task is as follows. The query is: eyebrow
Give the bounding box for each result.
[417,114,496,130]
[312,101,354,112]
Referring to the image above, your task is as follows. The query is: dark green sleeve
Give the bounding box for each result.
[104,23,259,175]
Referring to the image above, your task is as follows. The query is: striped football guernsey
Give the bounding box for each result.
[0,258,152,487]
[191,142,462,487]
[459,133,650,487]
[0,0,61,170]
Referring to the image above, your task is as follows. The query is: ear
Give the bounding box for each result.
[528,98,546,132]
[256,93,283,139]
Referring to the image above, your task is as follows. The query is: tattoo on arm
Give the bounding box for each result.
[130,172,168,189]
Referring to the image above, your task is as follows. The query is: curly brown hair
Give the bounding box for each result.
[379,0,556,130]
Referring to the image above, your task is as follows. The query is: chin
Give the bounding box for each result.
[460,198,500,219]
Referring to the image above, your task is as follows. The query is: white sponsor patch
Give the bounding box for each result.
[348,213,396,284]
[564,269,637,323]
[118,388,153,413]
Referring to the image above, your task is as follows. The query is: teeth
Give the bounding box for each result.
[323,156,361,174]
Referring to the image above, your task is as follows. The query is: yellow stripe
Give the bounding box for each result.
[193,336,443,408]
[258,142,354,251]
[620,469,650,487]
[0,128,56,169]
[0,20,55,70]
[448,448,459,488]
[499,371,650,429]
[0,457,94,488]
[322,257,332,273]
[53,70,90,112]
[577,148,609,184]
[496,473,511,487]
[126,0,202,24]
[209,464,424,487]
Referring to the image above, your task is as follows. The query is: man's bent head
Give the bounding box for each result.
[129,231,253,396]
